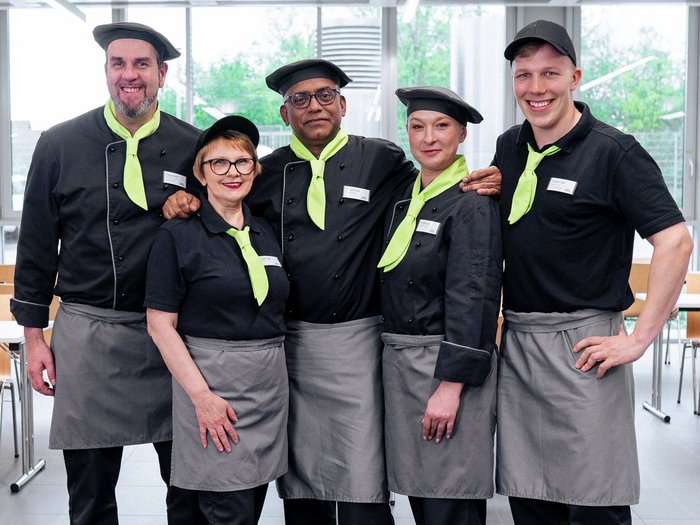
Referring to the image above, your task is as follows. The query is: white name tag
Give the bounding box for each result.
[342,185,371,202]
[416,219,440,235]
[547,177,577,195]
[259,255,282,267]
[163,171,187,188]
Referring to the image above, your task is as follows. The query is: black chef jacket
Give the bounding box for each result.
[11,106,199,328]
[249,135,416,323]
[380,183,502,384]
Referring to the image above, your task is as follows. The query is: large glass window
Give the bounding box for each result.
[396,5,506,171]
[581,5,687,208]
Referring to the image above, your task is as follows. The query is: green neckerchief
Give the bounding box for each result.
[507,143,561,224]
[378,155,468,272]
[225,226,269,306]
[103,99,161,210]
[289,128,349,230]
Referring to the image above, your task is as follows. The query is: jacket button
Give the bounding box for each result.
[338,197,344,203]
[160,149,167,157]
[337,234,343,241]
[333,273,340,280]
[112,183,119,189]
[408,280,414,285]
[432,206,438,212]
[415,240,421,247]
[408,318,413,324]
[289,166,295,172]
[117,256,124,262]
[287,198,295,205]
[288,234,295,241]
[113,219,120,225]
[109,146,116,152]
[399,205,404,210]
[380,278,384,285]
[339,163,345,169]
[162,184,169,191]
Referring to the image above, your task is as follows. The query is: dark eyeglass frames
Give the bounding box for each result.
[201,157,256,176]
[284,88,340,109]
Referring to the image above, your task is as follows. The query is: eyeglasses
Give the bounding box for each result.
[284,88,340,109]
[202,157,256,176]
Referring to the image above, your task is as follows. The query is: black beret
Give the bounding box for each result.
[265,59,352,95]
[396,86,483,125]
[93,22,180,61]
[504,19,577,65]
[195,115,260,157]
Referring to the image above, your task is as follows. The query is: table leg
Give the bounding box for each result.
[643,331,671,423]
[10,341,45,493]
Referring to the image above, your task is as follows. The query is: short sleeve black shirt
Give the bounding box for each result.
[493,102,684,313]
[145,199,289,340]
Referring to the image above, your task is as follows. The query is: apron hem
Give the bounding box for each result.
[50,435,172,450]
[277,492,389,504]
[173,469,287,493]
[496,489,639,507]
[390,487,493,499]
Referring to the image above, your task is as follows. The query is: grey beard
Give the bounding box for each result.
[112,93,156,120]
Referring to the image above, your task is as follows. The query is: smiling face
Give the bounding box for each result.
[105,38,167,131]
[194,136,259,214]
[407,110,466,182]
[512,42,582,146]
[279,77,346,156]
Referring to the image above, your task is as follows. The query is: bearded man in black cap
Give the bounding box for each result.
[494,19,692,525]
[164,58,500,525]
[11,22,204,525]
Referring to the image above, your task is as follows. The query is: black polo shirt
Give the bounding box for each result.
[380,183,502,384]
[145,199,288,340]
[249,135,417,323]
[494,102,684,313]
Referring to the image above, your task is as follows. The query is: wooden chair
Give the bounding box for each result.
[0,294,19,458]
[0,265,14,284]
[677,272,700,413]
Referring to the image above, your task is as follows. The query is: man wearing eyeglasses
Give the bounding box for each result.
[165,58,500,525]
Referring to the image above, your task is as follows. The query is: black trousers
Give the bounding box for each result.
[198,484,269,525]
[509,497,632,525]
[408,496,486,525]
[63,441,205,525]
[283,498,395,525]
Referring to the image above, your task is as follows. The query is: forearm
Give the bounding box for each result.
[633,223,693,348]
[147,310,210,401]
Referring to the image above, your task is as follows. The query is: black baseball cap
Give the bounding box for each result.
[265,59,352,95]
[195,115,260,156]
[504,19,577,65]
[396,86,483,125]
[93,22,180,61]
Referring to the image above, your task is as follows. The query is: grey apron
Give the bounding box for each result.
[49,302,172,449]
[382,333,497,499]
[497,309,639,506]
[276,316,388,503]
[171,336,288,492]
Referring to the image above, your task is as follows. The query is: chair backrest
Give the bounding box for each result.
[0,265,14,284]
[685,273,700,339]
[0,294,12,379]
[624,262,650,319]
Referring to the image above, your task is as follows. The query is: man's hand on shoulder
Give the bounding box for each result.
[460,165,502,197]
[163,191,201,220]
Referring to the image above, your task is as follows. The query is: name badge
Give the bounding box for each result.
[259,255,282,267]
[163,171,187,189]
[547,177,577,195]
[416,219,440,235]
[342,185,371,202]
